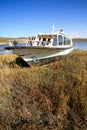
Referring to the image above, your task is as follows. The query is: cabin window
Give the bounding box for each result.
[64,37,71,45]
[58,35,62,45]
[53,38,57,46]
[39,38,41,41]
[46,38,50,45]
[48,38,50,42]
[43,38,46,41]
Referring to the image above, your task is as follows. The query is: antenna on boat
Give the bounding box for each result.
[51,25,55,33]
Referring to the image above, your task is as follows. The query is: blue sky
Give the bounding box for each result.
[0,0,87,38]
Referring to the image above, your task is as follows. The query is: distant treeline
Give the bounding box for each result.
[0,37,27,43]
[1,37,87,43]
[72,38,87,42]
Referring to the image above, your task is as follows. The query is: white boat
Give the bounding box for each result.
[5,27,73,66]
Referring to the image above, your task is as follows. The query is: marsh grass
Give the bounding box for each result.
[0,37,26,43]
[0,50,87,130]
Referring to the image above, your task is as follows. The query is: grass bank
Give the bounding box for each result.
[0,37,26,43]
[72,38,87,42]
[0,51,87,130]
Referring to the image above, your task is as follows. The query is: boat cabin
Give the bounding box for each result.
[37,32,71,47]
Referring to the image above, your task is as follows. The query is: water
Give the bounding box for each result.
[74,41,87,50]
[0,42,87,54]
[0,43,27,54]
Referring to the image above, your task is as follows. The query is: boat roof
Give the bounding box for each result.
[37,30,71,40]
[38,34,57,39]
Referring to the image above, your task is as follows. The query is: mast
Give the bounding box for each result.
[51,25,55,33]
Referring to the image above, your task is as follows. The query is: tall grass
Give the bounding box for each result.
[0,51,87,130]
[0,37,26,43]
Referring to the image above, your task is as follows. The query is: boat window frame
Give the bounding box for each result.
[58,35,63,45]
[63,36,71,45]
[53,37,58,46]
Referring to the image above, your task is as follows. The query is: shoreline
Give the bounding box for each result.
[72,38,87,42]
[0,41,26,45]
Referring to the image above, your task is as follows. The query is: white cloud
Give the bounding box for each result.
[70,31,87,38]
[70,24,87,38]
[69,32,80,38]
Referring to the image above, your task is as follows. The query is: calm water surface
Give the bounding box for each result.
[0,43,26,54]
[74,41,87,50]
[0,42,87,54]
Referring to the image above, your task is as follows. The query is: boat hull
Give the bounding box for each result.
[5,46,73,66]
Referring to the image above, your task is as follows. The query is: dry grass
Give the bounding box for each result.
[0,50,87,130]
[0,37,26,43]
